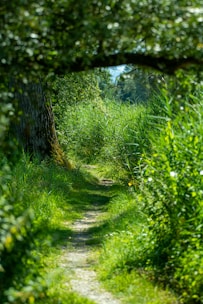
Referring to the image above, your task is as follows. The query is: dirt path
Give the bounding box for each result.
[59,190,121,304]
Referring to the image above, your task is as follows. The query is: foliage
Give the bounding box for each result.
[1,0,203,80]
[0,100,46,303]
[56,87,152,178]
[0,161,47,303]
[96,68,116,100]
[0,154,101,303]
[52,71,101,110]
[0,102,18,162]
[138,89,203,303]
[115,65,165,103]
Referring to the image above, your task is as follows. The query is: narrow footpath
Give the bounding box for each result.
[59,180,121,304]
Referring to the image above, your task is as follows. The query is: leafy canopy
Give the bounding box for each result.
[1,0,203,78]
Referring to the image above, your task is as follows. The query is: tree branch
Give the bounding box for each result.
[66,53,203,75]
[5,52,202,77]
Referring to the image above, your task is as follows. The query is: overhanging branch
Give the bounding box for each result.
[4,52,203,77]
[67,53,203,75]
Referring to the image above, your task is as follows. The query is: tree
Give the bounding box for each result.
[115,66,165,103]
[1,0,202,78]
[12,81,55,157]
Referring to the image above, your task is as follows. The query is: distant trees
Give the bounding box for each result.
[115,66,166,103]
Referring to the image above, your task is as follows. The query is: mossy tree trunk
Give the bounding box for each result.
[13,81,71,168]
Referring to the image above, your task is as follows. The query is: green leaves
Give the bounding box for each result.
[139,88,203,302]
[1,0,203,77]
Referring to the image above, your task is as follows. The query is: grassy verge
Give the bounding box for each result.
[3,156,103,303]
[85,175,179,304]
[56,87,203,303]
[9,156,179,304]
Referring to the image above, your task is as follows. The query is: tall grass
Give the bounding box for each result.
[138,91,203,303]
[57,98,152,180]
[5,83,202,303]
[57,87,203,303]
[94,91,203,303]
[1,155,98,304]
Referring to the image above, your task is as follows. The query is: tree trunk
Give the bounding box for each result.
[13,81,72,168]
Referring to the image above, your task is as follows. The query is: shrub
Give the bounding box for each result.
[57,101,106,163]
[0,161,48,304]
[139,91,203,302]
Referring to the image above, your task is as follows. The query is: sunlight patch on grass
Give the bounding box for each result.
[104,270,178,304]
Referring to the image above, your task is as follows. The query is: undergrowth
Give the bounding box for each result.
[55,81,203,303]
[1,155,98,304]
[2,73,203,303]
[89,188,179,304]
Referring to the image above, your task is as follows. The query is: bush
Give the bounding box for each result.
[0,160,49,303]
[139,91,203,302]
[58,97,152,180]
[57,101,106,163]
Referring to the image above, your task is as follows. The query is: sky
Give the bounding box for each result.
[109,65,125,82]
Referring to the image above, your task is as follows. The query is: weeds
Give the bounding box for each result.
[57,84,203,303]
[139,93,203,303]
[2,74,203,303]
[0,155,101,303]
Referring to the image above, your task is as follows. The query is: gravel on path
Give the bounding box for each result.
[59,204,121,304]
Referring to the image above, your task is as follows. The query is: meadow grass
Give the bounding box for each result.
[6,90,203,303]
[85,179,179,304]
[8,156,105,303]
[9,155,179,303]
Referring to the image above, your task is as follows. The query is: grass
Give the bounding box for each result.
[9,155,179,303]
[103,270,179,304]
[3,72,203,303]
[85,175,179,304]
[9,92,203,303]
[8,156,109,303]
[55,88,203,303]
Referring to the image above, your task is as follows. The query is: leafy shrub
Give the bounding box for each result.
[0,160,49,303]
[57,101,106,163]
[58,97,152,180]
[139,91,203,302]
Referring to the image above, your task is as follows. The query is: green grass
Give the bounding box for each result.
[5,90,203,303]
[82,175,179,304]
[8,156,179,304]
[5,156,113,303]
[103,270,178,304]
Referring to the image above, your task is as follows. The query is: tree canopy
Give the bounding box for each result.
[1,0,203,79]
